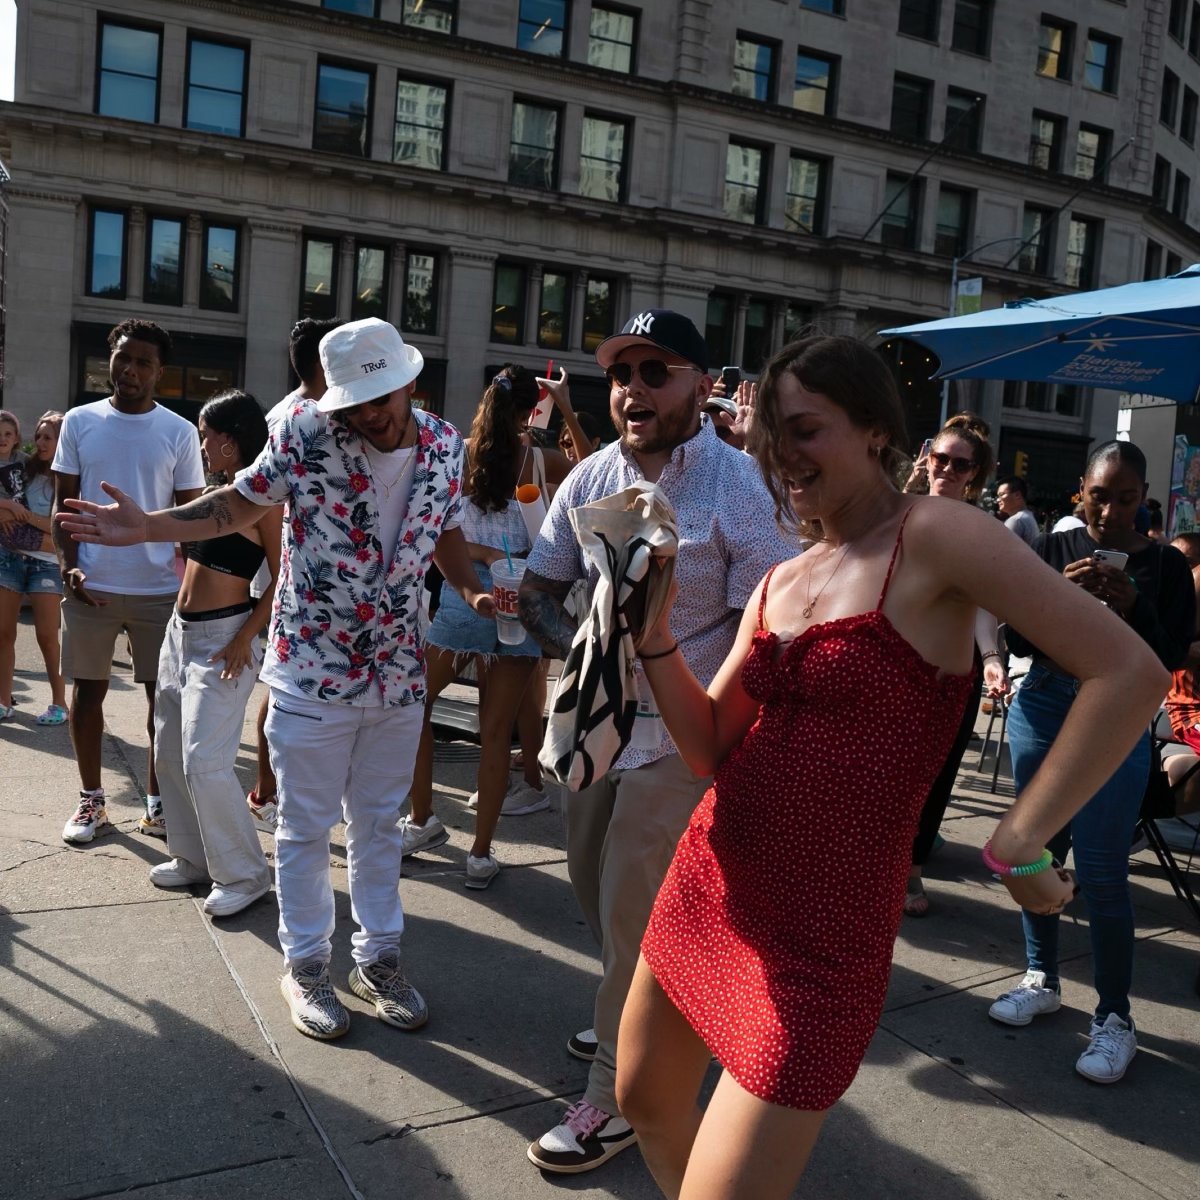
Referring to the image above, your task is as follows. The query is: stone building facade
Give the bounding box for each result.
[2,0,1199,498]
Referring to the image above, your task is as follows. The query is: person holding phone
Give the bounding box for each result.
[993,440,1193,1084]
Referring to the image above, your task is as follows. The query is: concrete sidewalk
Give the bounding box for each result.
[2,612,1197,1200]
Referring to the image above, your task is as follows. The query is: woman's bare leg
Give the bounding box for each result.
[29,592,67,708]
[616,956,713,1199]
[0,587,23,707]
[515,659,547,789]
[409,646,464,826]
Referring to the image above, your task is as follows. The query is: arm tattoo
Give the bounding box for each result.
[174,491,235,531]
[518,572,578,660]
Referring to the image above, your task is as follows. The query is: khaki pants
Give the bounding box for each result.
[564,752,709,1116]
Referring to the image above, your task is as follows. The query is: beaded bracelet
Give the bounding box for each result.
[982,840,1054,877]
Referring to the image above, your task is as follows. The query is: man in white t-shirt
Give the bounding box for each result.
[52,319,206,845]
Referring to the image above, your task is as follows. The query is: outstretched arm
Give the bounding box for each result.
[432,525,496,618]
[518,570,578,659]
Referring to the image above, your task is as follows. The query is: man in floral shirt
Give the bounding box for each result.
[58,318,493,1041]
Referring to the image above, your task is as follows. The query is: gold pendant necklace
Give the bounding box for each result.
[802,543,852,618]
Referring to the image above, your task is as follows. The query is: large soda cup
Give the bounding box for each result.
[491,557,526,645]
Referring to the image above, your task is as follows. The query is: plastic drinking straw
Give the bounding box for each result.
[501,534,514,574]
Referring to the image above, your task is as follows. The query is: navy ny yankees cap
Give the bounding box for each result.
[594,308,710,375]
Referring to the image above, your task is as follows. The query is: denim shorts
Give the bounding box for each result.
[425,561,540,659]
[0,547,61,596]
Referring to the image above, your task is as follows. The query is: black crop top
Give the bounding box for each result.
[184,532,266,581]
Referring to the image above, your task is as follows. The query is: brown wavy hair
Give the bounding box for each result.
[24,411,64,482]
[748,334,910,540]
[466,364,540,512]
[937,410,994,503]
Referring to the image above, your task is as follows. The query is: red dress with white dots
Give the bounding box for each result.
[641,513,975,1111]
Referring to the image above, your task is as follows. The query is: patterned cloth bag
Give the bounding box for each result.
[0,462,44,554]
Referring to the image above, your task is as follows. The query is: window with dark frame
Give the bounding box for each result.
[491,263,526,344]
[723,141,766,225]
[314,62,372,157]
[784,302,814,344]
[944,89,982,151]
[742,299,772,373]
[394,78,447,170]
[1019,205,1053,274]
[579,114,627,203]
[509,101,559,189]
[1029,111,1064,171]
[1191,4,1200,58]
[88,208,127,297]
[1074,124,1111,182]
[200,223,238,312]
[402,0,455,33]
[1144,239,1163,280]
[97,21,161,122]
[1173,171,1191,221]
[401,250,438,333]
[322,0,377,15]
[300,236,338,320]
[517,0,567,57]
[951,0,991,55]
[588,7,636,73]
[891,74,932,138]
[704,294,735,367]
[898,0,940,42]
[935,186,972,257]
[1182,88,1198,144]
[538,271,570,349]
[352,244,388,321]
[1084,33,1118,93]
[785,153,827,234]
[1154,155,1173,205]
[1064,216,1099,288]
[732,36,776,102]
[1037,18,1073,80]
[145,216,184,306]
[186,39,246,138]
[1162,68,1181,128]
[1170,0,1188,41]
[582,276,616,352]
[1167,251,1184,275]
[800,0,843,12]
[881,174,920,249]
[794,51,837,116]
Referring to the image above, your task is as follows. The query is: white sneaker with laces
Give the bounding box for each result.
[527,1101,637,1173]
[1076,1012,1137,1083]
[247,791,278,834]
[280,960,350,1040]
[465,852,500,889]
[203,880,270,917]
[399,813,450,857]
[501,781,550,815]
[62,791,110,844]
[149,857,211,889]
[348,951,429,1030]
[988,970,1062,1026]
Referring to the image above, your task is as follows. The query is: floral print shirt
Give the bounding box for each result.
[236,399,463,707]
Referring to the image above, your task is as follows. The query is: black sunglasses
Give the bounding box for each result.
[929,449,975,475]
[340,395,392,417]
[605,360,699,390]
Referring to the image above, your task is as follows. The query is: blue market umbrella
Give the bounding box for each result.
[881,266,1200,403]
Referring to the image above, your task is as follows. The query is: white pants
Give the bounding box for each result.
[154,611,271,893]
[264,687,424,968]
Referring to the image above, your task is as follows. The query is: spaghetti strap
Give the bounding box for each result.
[876,508,914,611]
[758,565,780,631]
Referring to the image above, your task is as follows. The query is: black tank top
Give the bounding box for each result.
[184,532,266,581]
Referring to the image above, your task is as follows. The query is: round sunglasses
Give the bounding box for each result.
[605,360,700,390]
[928,449,976,475]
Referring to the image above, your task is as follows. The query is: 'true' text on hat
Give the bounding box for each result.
[594,308,710,374]
[316,318,424,413]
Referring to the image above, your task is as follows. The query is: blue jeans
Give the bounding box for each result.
[1007,664,1149,1021]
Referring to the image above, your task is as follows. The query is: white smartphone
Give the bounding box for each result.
[1092,550,1129,571]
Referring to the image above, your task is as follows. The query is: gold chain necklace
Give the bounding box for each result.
[802,543,852,619]
[367,408,415,499]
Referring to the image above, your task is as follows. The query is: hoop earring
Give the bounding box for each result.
[220,444,235,459]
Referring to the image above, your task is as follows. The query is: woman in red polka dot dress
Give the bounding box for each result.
[615,336,1168,1200]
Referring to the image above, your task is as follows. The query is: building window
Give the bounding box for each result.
[1168,251,1184,275]
[200,224,238,312]
[742,299,772,373]
[401,250,438,333]
[1182,88,1198,144]
[935,186,972,257]
[509,101,559,189]
[145,216,184,307]
[97,22,161,123]
[794,51,837,116]
[301,236,338,319]
[322,0,377,14]
[352,244,388,321]
[705,294,735,367]
[1022,381,1079,416]
[538,271,570,349]
[1144,239,1163,280]
[784,303,813,344]
[589,8,636,72]
[891,75,931,138]
[88,208,127,298]
[1019,205,1053,274]
[1173,171,1191,221]
[1064,216,1099,288]
[314,62,372,157]
[1074,125,1110,182]
[800,0,843,12]
[1084,33,1118,93]
[881,174,919,249]
[1191,4,1200,58]
[394,79,447,170]
[582,276,616,352]
[898,0,940,42]
[185,39,246,138]
[518,0,566,57]
[1170,0,1188,41]
[402,0,455,33]
[1029,111,1064,171]
[951,0,991,55]
[785,153,826,234]
[1154,156,1172,205]
[723,141,766,225]
[579,114,627,202]
[1037,18,1073,80]
[491,264,526,344]
[1162,68,1181,128]
[732,36,776,102]
[944,89,982,151]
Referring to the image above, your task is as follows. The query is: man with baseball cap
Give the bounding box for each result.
[58,317,494,1041]
[518,309,795,1173]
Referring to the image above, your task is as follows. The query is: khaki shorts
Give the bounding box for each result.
[60,590,177,682]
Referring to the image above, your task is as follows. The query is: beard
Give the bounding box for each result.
[614,400,699,456]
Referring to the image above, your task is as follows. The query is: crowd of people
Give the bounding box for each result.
[2,298,1193,1198]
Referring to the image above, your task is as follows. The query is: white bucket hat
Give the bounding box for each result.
[316,318,424,413]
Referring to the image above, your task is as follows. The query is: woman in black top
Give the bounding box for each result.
[989,441,1193,1084]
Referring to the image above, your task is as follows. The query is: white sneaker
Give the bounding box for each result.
[247,791,278,834]
[62,791,109,844]
[399,813,450,857]
[203,880,270,917]
[149,857,211,889]
[988,970,1062,1026]
[348,951,429,1030]
[527,1101,638,1173]
[280,960,350,1040]
[1076,1013,1137,1083]
[465,852,500,889]
[467,778,551,815]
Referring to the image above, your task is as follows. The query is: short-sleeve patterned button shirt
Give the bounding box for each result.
[236,400,463,707]
[527,419,799,770]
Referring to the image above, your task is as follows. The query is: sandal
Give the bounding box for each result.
[904,876,930,918]
[37,704,68,726]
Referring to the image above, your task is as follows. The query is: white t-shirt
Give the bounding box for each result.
[1052,515,1086,533]
[52,399,206,595]
[265,388,304,435]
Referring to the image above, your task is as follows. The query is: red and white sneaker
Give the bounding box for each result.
[527,1101,637,1174]
[62,790,110,844]
[247,790,279,834]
